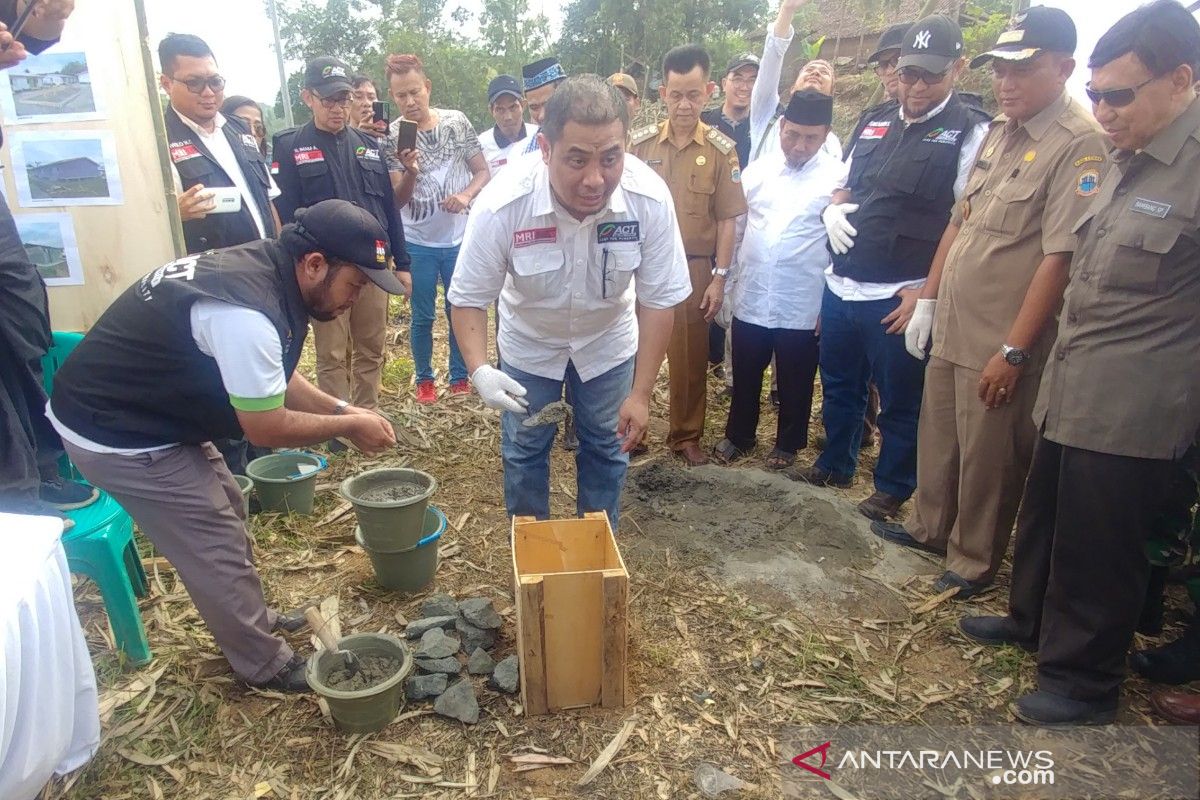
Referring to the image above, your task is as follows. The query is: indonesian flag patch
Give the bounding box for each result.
[375,240,387,263]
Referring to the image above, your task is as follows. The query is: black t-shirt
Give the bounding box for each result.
[701,108,750,167]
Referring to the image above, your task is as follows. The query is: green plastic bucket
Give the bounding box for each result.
[245,451,326,514]
[233,475,254,518]
[355,505,446,593]
[306,632,413,734]
[340,467,437,550]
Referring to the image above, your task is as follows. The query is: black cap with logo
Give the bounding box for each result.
[303,56,353,97]
[725,53,760,76]
[897,14,965,73]
[487,75,523,104]
[869,22,913,63]
[289,200,406,295]
[969,6,1077,68]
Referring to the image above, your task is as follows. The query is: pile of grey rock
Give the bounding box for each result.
[403,592,519,724]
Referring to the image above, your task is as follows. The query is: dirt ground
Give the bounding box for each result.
[44,307,1189,800]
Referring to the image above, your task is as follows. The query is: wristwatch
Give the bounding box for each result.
[333,400,350,414]
[1002,344,1029,366]
[711,266,730,279]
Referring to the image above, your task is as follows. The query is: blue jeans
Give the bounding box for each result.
[500,358,634,529]
[408,243,467,384]
[815,288,926,499]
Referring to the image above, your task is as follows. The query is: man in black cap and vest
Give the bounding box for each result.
[792,14,990,522]
[45,200,404,692]
[159,33,280,254]
[273,56,411,415]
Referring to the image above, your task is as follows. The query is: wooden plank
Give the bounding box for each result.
[513,518,608,575]
[600,571,628,709]
[542,571,603,710]
[516,577,548,716]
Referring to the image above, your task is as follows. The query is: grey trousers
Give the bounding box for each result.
[63,440,292,683]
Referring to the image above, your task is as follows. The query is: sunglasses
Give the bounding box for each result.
[873,56,899,74]
[170,75,226,94]
[897,66,948,86]
[1084,76,1155,108]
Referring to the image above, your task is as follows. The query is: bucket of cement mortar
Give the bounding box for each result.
[355,505,445,592]
[341,467,437,550]
[245,451,326,514]
[306,632,413,733]
[233,474,254,518]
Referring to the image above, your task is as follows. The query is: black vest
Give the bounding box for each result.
[845,98,900,160]
[831,93,989,283]
[50,240,309,449]
[166,108,275,254]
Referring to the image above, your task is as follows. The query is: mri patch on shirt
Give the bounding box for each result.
[598,221,640,243]
[293,146,325,165]
[514,227,557,248]
[924,127,963,145]
[859,121,891,139]
[169,142,202,163]
[1131,197,1171,218]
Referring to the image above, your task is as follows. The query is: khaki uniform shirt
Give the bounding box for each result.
[629,120,746,257]
[933,92,1107,372]
[1034,96,1200,460]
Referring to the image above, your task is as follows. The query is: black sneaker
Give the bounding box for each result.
[1130,616,1200,685]
[39,478,99,511]
[870,520,947,555]
[958,615,1037,652]
[271,605,314,634]
[933,570,991,600]
[1012,690,1117,726]
[256,654,310,693]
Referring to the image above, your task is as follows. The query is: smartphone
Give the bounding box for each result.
[372,100,389,125]
[207,187,243,214]
[396,118,418,152]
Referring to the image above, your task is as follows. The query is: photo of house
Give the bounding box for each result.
[9,131,124,208]
[14,213,84,286]
[0,51,99,122]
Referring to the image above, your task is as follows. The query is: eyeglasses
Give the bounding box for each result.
[1084,76,1156,108]
[873,56,899,75]
[318,92,353,108]
[727,74,756,87]
[169,75,226,94]
[897,66,948,86]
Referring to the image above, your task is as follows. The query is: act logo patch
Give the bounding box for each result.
[241,133,259,149]
[924,127,963,145]
[513,227,557,248]
[597,221,640,243]
[355,146,381,161]
[1076,169,1100,197]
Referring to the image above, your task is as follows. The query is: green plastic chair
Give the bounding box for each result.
[42,331,152,666]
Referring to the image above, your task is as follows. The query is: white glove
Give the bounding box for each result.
[470,365,529,414]
[822,202,859,255]
[905,298,936,360]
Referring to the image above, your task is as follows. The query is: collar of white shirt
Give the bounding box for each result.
[900,93,952,127]
[173,107,227,139]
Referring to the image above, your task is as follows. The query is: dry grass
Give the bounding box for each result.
[43,304,1184,800]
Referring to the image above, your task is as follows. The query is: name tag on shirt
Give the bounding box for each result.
[514,227,557,248]
[597,221,640,243]
[859,121,891,140]
[241,133,258,150]
[1131,197,1171,218]
[293,147,325,165]
[169,142,203,163]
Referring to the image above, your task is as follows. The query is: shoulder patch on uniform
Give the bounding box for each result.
[706,126,735,155]
[1073,154,1104,167]
[1075,168,1101,197]
[629,124,659,146]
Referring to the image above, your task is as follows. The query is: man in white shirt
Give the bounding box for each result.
[714,90,844,471]
[478,75,535,172]
[448,76,690,528]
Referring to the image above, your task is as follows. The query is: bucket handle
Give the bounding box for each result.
[279,450,327,478]
[415,524,444,549]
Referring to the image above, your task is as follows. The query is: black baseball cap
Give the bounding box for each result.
[725,53,760,76]
[303,56,353,98]
[897,14,964,73]
[290,200,406,295]
[970,6,1077,68]
[488,75,522,104]
[869,22,912,63]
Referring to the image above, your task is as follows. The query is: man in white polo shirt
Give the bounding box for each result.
[448,75,690,528]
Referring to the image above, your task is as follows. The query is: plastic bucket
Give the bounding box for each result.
[355,505,445,593]
[245,451,326,514]
[233,475,254,518]
[306,632,413,734]
[340,468,437,550]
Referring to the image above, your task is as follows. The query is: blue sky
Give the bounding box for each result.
[22,138,103,167]
[7,51,88,77]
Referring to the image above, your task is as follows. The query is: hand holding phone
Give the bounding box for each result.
[396,118,418,152]
[372,101,389,125]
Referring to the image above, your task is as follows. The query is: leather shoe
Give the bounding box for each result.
[870,521,946,555]
[675,442,709,466]
[1012,689,1117,726]
[1151,690,1200,723]
[1130,617,1200,685]
[785,464,852,488]
[933,570,991,599]
[857,491,904,521]
[255,654,310,693]
[958,615,1037,652]
[271,606,313,634]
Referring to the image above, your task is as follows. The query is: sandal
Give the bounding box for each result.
[712,438,750,464]
[764,448,795,470]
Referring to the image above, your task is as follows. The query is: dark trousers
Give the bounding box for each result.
[814,288,926,499]
[708,321,725,365]
[1008,432,1175,701]
[724,317,818,454]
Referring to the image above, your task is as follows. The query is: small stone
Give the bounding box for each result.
[405,673,448,700]
[490,655,519,693]
[692,690,714,704]
[416,627,460,659]
[434,678,480,724]
[456,617,496,653]
[467,647,495,675]
[415,656,461,675]
[404,615,458,639]
[419,593,459,619]
[750,657,765,672]
[459,597,503,630]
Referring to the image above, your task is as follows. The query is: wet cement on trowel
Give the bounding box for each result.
[622,461,933,614]
[324,654,403,691]
[523,400,572,428]
[357,482,425,502]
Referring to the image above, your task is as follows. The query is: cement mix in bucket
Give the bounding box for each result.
[324,654,403,691]
[357,482,426,503]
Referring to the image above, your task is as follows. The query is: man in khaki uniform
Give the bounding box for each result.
[630,44,746,465]
[873,8,1107,598]
[959,0,1200,726]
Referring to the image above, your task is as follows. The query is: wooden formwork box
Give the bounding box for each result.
[511,512,629,715]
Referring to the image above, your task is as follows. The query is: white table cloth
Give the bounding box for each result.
[0,512,100,800]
